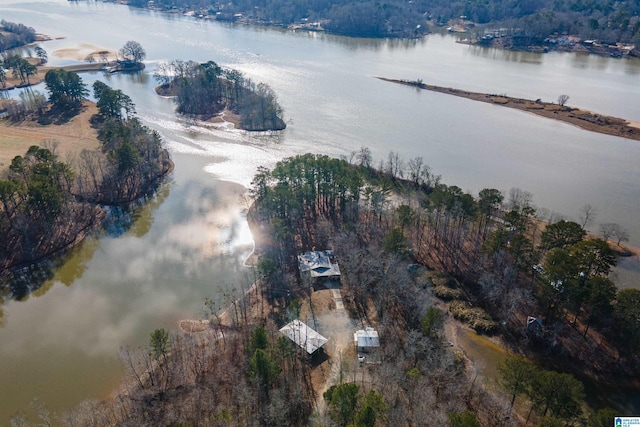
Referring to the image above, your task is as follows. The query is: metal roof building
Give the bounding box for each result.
[354,327,380,352]
[279,319,328,354]
[297,250,341,278]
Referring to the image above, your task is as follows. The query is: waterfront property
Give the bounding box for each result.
[279,319,328,355]
[297,250,341,279]
[354,327,380,354]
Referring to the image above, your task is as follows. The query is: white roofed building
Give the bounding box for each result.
[354,327,380,354]
[279,319,328,354]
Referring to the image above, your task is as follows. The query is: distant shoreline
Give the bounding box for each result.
[1,62,141,92]
[1,41,136,91]
[378,77,640,142]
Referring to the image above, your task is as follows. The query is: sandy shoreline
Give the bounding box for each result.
[51,43,118,62]
[1,43,119,91]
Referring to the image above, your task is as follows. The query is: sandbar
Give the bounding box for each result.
[378,77,640,142]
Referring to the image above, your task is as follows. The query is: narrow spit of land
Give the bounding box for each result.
[378,77,640,142]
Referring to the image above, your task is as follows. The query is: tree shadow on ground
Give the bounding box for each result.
[38,102,83,125]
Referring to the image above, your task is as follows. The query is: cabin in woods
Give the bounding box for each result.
[280,319,328,355]
[297,250,341,288]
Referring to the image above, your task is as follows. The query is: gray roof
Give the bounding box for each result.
[297,250,341,278]
[280,319,328,354]
[354,327,380,348]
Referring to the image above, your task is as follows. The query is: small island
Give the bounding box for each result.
[379,77,640,142]
[154,59,286,132]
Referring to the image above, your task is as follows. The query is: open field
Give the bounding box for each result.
[0,101,101,173]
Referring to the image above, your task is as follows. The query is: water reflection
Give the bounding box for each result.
[102,181,172,238]
[0,156,252,419]
[467,44,543,64]
[103,69,150,86]
[127,182,172,238]
[2,0,640,418]
[52,238,101,288]
[0,179,171,309]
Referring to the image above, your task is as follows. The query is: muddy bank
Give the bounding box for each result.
[378,77,640,142]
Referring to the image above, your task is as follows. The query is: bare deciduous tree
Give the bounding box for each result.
[599,223,616,241]
[579,204,596,229]
[606,223,630,246]
[407,156,425,185]
[119,40,146,64]
[557,94,570,106]
[614,228,630,246]
[507,187,533,210]
[356,146,372,168]
[385,151,405,179]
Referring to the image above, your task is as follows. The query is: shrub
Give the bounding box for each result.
[449,300,498,334]
[433,285,462,300]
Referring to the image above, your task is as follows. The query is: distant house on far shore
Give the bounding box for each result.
[297,250,341,280]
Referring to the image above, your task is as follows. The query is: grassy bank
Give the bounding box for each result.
[0,101,101,172]
[2,62,116,92]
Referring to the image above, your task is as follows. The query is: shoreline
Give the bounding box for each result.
[378,77,640,142]
[456,36,639,58]
[1,43,136,92]
[1,63,125,92]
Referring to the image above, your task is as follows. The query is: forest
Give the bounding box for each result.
[154,59,286,131]
[248,152,635,375]
[0,20,37,52]
[50,152,637,426]
[0,70,172,300]
[128,0,640,43]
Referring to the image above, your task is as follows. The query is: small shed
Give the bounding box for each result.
[280,319,328,355]
[354,327,380,353]
[298,250,341,279]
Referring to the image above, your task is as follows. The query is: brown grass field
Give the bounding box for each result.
[0,101,101,173]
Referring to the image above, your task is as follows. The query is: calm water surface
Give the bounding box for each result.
[1,0,640,419]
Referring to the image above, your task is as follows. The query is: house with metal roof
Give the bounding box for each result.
[297,250,341,278]
[279,319,328,355]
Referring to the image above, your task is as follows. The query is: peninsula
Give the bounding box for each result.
[68,153,640,426]
[378,77,640,142]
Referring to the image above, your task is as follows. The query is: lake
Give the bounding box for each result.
[1,0,640,420]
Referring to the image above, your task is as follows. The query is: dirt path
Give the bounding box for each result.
[310,284,358,419]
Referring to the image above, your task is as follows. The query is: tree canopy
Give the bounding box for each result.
[119,40,146,64]
[128,0,640,44]
[0,20,36,51]
[44,68,88,109]
[155,59,286,131]
[93,81,136,121]
[4,55,37,85]
[540,220,586,250]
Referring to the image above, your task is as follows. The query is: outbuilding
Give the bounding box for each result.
[354,327,380,353]
[280,319,328,355]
